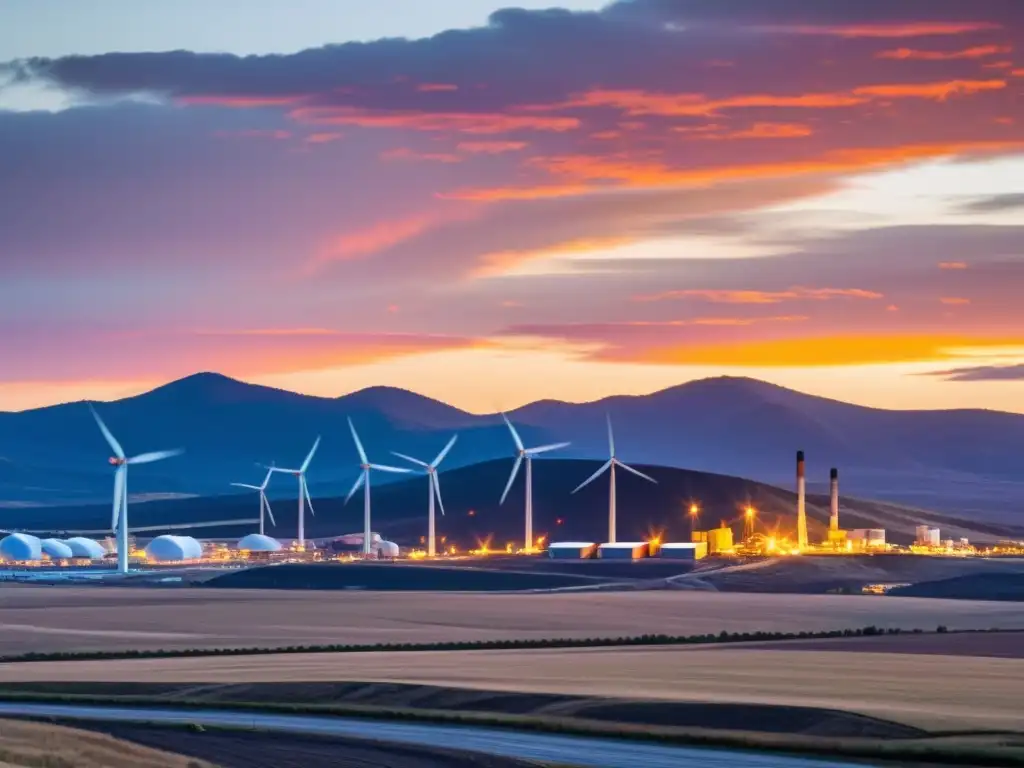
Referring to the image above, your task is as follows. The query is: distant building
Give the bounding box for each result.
[598,542,649,559]
[548,542,597,559]
[657,542,708,561]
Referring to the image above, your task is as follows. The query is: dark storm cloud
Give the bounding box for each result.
[959,192,1024,213]
[924,364,1024,381]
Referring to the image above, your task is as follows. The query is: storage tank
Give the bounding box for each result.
[548,542,598,559]
[0,533,42,562]
[657,542,708,561]
[237,533,282,552]
[145,535,202,562]
[866,529,886,548]
[40,538,74,560]
[63,537,108,560]
[598,542,649,559]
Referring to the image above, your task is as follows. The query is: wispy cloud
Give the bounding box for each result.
[634,287,884,304]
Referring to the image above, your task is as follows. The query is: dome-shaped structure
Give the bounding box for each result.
[63,537,107,559]
[0,533,42,561]
[40,538,74,560]
[377,540,399,558]
[237,533,282,552]
[146,535,202,562]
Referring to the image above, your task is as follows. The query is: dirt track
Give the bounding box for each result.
[1,586,1022,655]
[2,644,1021,732]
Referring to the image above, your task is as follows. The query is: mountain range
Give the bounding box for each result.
[1,373,1022,521]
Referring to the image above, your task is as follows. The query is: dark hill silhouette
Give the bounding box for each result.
[8,458,1021,547]
[1,373,1023,518]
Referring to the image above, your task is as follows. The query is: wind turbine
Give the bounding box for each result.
[270,437,319,548]
[572,415,656,543]
[345,418,410,556]
[90,405,183,574]
[231,465,277,535]
[499,414,569,552]
[392,434,458,557]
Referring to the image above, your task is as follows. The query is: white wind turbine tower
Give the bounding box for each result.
[270,437,319,548]
[392,434,458,557]
[572,415,656,544]
[90,406,183,574]
[230,465,277,535]
[345,418,411,556]
[499,414,570,552]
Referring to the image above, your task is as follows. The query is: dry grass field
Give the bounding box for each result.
[0,719,215,767]
[1,586,1023,655]
[1,644,1021,733]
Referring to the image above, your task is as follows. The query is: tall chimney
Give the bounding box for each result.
[829,468,839,532]
[796,450,808,550]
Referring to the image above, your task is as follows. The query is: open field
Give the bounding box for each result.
[0,718,216,768]
[1,586,1024,655]
[1,643,1022,732]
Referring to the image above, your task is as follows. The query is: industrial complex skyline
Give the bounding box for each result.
[2,0,1024,414]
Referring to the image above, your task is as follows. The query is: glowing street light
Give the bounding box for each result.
[688,502,700,539]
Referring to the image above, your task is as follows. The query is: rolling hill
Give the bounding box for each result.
[1,372,1023,519]
[7,458,1022,547]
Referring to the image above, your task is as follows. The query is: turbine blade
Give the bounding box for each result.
[263,493,276,527]
[606,413,616,458]
[501,413,524,452]
[269,467,298,474]
[260,464,275,490]
[300,436,321,473]
[369,464,411,473]
[432,472,445,516]
[525,441,570,455]
[303,477,316,517]
[571,459,613,494]
[500,454,523,505]
[90,406,125,460]
[432,434,458,467]
[112,466,125,532]
[127,448,183,465]
[616,460,657,484]
[344,472,365,505]
[231,483,261,490]
[391,451,429,468]
[348,418,368,464]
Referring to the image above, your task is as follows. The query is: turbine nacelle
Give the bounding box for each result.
[108,457,125,466]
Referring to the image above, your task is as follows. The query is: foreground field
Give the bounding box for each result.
[1,586,1022,656]
[2,641,1021,732]
[0,718,216,767]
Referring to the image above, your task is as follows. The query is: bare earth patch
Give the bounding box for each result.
[0,718,216,768]
[1,586,1023,655]
[1,646,1021,732]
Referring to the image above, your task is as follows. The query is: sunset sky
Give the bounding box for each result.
[2,0,1023,413]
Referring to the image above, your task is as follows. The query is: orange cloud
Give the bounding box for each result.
[617,334,1024,368]
[940,297,971,305]
[471,237,632,279]
[939,261,969,269]
[289,106,579,134]
[456,141,528,154]
[634,287,883,304]
[212,129,291,140]
[380,147,462,163]
[697,122,813,140]
[312,216,436,269]
[853,79,1005,101]
[305,131,343,144]
[1012,69,1024,77]
[760,22,1002,39]
[417,83,459,92]
[984,60,1015,69]
[446,139,1024,201]
[590,130,622,140]
[178,94,308,108]
[875,45,1012,60]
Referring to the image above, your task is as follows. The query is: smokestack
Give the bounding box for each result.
[796,450,807,550]
[829,468,839,532]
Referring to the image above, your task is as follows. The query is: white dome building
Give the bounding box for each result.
[40,538,74,560]
[145,535,203,562]
[0,533,42,562]
[237,533,282,552]
[376,540,399,558]
[63,537,107,560]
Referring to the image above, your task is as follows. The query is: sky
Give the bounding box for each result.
[1,0,1023,414]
